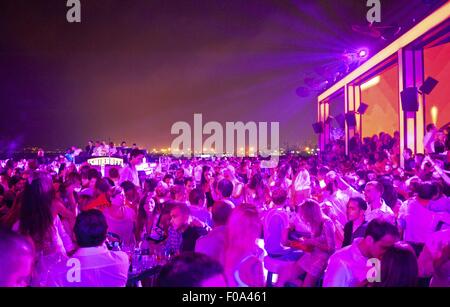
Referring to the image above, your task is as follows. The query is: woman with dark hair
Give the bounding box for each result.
[223,168,244,206]
[378,176,403,217]
[136,191,178,254]
[200,165,215,209]
[244,173,270,208]
[236,160,250,185]
[371,242,418,287]
[136,190,163,243]
[53,173,80,242]
[271,164,292,191]
[13,172,74,286]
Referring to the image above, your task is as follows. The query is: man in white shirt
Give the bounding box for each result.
[188,188,213,227]
[323,219,399,287]
[292,161,311,204]
[423,123,437,154]
[47,210,129,287]
[324,171,364,227]
[119,149,144,187]
[364,181,395,225]
[398,182,450,247]
[195,200,233,263]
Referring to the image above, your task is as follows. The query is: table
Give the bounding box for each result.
[127,265,162,287]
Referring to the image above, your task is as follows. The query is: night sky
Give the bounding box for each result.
[0,0,444,152]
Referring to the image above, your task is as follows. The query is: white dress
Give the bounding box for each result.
[14,216,74,286]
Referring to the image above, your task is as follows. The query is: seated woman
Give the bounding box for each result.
[282,199,335,287]
[103,186,137,250]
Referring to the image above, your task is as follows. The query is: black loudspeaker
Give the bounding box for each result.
[325,116,334,125]
[357,102,369,115]
[401,87,419,112]
[335,114,346,128]
[312,122,324,134]
[345,112,357,127]
[419,77,438,95]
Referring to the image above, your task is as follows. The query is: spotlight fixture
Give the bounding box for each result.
[358,48,369,58]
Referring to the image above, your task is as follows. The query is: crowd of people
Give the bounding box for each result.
[0,127,449,287]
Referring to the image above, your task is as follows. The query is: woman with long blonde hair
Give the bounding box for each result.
[285,199,335,287]
[223,203,264,287]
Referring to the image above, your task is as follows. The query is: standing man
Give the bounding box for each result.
[364,181,395,225]
[119,149,144,188]
[424,123,437,154]
[85,141,94,156]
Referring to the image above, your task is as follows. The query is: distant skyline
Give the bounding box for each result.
[0,0,442,151]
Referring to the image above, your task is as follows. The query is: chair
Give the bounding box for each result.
[263,255,294,287]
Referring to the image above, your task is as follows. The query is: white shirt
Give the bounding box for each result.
[13,215,74,256]
[104,206,137,247]
[189,205,213,227]
[13,216,75,286]
[93,146,103,156]
[263,207,290,255]
[399,199,450,243]
[423,229,450,287]
[323,238,369,287]
[109,147,118,156]
[293,169,311,191]
[47,244,129,287]
[423,131,435,154]
[195,226,226,264]
[365,200,395,225]
[325,190,350,227]
[119,165,140,187]
[429,196,450,214]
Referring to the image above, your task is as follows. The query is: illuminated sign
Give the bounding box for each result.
[87,157,124,167]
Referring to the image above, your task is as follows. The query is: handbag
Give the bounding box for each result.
[146,213,166,243]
